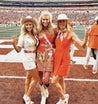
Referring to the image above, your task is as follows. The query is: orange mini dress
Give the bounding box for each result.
[53,31,71,76]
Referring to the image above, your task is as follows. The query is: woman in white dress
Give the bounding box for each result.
[11,16,40,104]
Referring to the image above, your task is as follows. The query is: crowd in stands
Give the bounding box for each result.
[0,6,98,25]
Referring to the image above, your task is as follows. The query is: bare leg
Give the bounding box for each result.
[39,71,43,84]
[43,71,51,85]
[51,75,65,100]
[23,68,40,104]
[25,71,32,94]
[27,68,40,96]
[59,77,66,94]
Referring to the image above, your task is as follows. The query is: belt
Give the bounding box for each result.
[24,50,36,53]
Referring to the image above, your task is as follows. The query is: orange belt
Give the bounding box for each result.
[24,50,36,53]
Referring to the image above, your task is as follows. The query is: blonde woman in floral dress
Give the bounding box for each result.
[37,11,56,104]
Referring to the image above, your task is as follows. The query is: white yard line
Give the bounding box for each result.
[64,78,98,82]
[0,76,98,82]
[0,40,12,43]
[0,39,95,64]
[0,45,13,48]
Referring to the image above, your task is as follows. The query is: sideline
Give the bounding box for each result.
[0,76,98,82]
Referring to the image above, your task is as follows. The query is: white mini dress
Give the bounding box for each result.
[17,34,38,70]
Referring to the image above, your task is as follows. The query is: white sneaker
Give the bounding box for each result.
[56,94,69,104]
[56,98,61,104]
[83,64,88,69]
[23,94,34,104]
[40,96,47,104]
[92,69,97,74]
[64,94,69,104]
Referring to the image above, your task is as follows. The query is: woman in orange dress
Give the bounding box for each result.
[51,14,89,104]
[37,11,56,104]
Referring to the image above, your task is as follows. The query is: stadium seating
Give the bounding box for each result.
[0,5,98,25]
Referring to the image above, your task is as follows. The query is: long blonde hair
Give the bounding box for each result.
[21,20,37,37]
[38,11,55,36]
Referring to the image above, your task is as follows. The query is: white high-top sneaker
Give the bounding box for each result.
[92,69,97,74]
[39,84,49,104]
[56,98,61,104]
[56,94,69,104]
[40,96,47,104]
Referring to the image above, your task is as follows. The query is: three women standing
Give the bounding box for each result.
[11,12,89,104]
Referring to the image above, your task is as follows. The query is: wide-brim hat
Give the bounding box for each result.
[57,14,71,22]
[94,16,98,21]
[21,16,37,26]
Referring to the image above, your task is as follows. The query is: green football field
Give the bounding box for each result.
[0,25,21,38]
[0,24,85,39]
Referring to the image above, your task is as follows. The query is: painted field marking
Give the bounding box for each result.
[0,39,12,43]
[0,39,95,65]
[0,45,13,48]
[0,76,98,82]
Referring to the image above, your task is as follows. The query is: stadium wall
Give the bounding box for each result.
[0,1,98,7]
